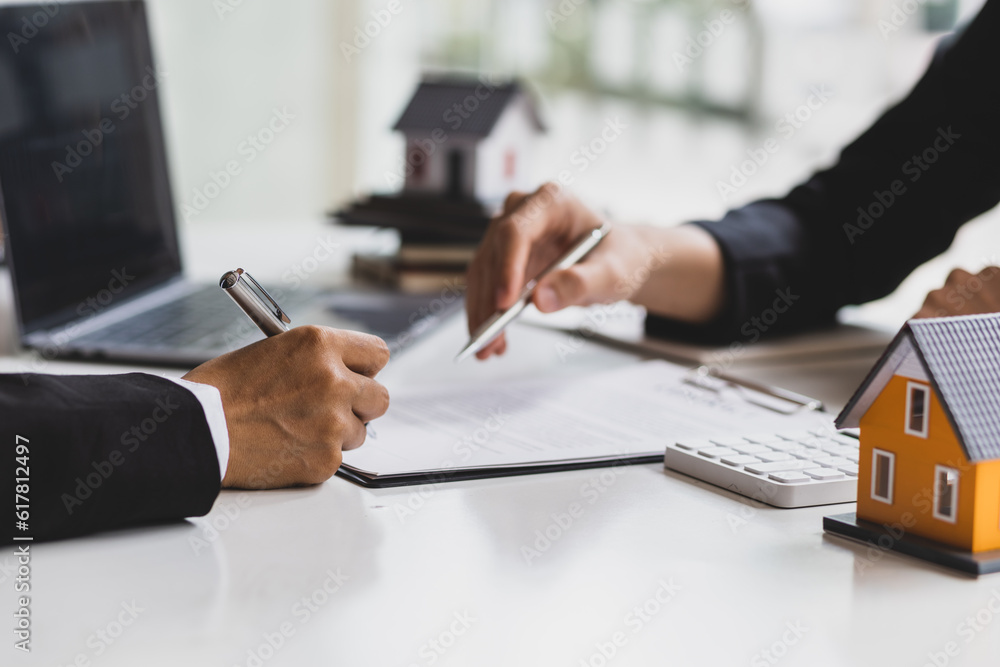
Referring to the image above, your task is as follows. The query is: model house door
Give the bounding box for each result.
[447,150,464,199]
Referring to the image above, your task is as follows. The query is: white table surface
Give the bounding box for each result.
[3,222,999,667]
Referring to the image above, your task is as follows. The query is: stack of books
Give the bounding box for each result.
[336,193,494,294]
[351,237,477,294]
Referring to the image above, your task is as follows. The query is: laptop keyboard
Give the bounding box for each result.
[64,285,461,361]
[75,286,246,349]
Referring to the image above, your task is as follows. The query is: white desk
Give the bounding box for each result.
[3,224,999,667]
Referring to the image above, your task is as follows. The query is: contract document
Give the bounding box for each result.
[339,360,829,487]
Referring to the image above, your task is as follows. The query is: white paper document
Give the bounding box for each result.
[341,360,830,485]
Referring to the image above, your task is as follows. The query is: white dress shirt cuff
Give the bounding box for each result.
[164,376,230,481]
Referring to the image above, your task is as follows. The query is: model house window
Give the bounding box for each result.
[504,150,517,179]
[933,465,959,523]
[905,382,929,437]
[409,142,427,181]
[871,449,895,504]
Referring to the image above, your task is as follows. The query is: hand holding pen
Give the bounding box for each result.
[464,184,727,360]
[177,270,389,490]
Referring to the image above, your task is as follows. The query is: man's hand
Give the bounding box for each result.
[182,326,390,489]
[914,267,1000,319]
[465,183,725,359]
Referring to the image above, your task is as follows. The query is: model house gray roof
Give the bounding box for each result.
[393,78,545,136]
[836,313,1000,462]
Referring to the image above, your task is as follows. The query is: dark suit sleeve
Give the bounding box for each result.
[0,373,221,542]
[647,0,1000,344]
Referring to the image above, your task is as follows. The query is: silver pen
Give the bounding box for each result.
[220,268,377,439]
[220,268,291,336]
[456,222,612,363]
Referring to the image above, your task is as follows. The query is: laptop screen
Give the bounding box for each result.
[0,0,181,334]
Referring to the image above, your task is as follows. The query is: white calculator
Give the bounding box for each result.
[665,429,860,508]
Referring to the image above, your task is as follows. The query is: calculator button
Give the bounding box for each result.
[675,439,710,451]
[744,460,810,475]
[721,454,760,466]
[730,444,772,455]
[742,433,779,444]
[769,471,811,483]
[838,464,860,476]
[698,446,737,458]
[708,437,748,448]
[804,468,844,481]
[787,448,815,459]
[813,456,852,468]
[756,451,794,463]
[820,444,858,458]
[762,440,799,452]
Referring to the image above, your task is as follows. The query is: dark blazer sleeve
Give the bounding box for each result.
[0,373,221,542]
[647,0,1000,344]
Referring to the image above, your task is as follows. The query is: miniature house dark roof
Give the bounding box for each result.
[392,79,545,136]
[836,313,1000,463]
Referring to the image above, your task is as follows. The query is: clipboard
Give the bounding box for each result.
[338,360,828,489]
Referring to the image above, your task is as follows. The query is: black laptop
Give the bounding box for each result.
[0,0,458,367]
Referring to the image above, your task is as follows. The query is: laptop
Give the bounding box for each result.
[0,0,460,367]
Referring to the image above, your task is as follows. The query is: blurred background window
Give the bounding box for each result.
[145,0,980,227]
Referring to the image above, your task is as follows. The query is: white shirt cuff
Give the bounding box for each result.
[164,376,230,482]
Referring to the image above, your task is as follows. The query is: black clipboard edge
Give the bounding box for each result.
[336,454,665,489]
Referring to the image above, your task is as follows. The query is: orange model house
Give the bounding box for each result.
[835,313,1000,555]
